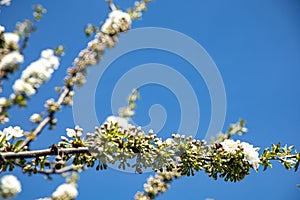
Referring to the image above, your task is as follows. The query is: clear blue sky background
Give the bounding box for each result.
[1,0,300,199]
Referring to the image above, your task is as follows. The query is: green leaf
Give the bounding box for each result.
[0,134,6,146]
[13,140,24,151]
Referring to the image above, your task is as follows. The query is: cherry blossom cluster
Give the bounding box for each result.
[0,25,24,77]
[101,9,132,35]
[12,49,60,96]
[220,139,260,170]
[135,169,181,200]
[52,183,78,200]
[0,126,23,142]
[0,175,21,199]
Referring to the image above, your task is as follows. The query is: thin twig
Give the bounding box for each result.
[34,164,83,175]
[19,87,71,150]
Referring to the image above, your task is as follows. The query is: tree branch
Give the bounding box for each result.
[33,164,83,175]
[19,87,71,150]
[1,146,89,160]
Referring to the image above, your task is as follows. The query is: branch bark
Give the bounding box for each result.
[1,146,89,159]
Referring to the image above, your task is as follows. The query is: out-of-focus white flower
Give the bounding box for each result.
[0,51,24,70]
[240,142,260,170]
[230,123,248,135]
[106,115,129,130]
[165,138,174,146]
[66,128,76,138]
[0,97,7,106]
[0,175,22,199]
[101,10,131,34]
[3,32,19,44]
[156,140,163,146]
[0,0,11,6]
[52,183,78,200]
[12,49,60,96]
[101,18,113,34]
[41,49,54,59]
[221,139,240,154]
[60,136,69,141]
[3,126,23,140]
[119,107,135,117]
[13,79,36,96]
[0,25,5,33]
[30,113,41,123]
[109,10,131,24]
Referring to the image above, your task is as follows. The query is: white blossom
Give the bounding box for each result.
[240,141,260,170]
[0,175,22,199]
[101,18,113,34]
[60,136,69,141]
[221,139,240,154]
[106,115,129,130]
[0,25,4,33]
[156,140,163,146]
[52,183,78,200]
[66,128,76,138]
[3,126,24,140]
[109,10,131,24]
[74,125,83,137]
[30,113,41,123]
[0,51,24,70]
[13,79,36,96]
[0,0,11,6]
[119,107,135,117]
[12,49,60,96]
[3,32,19,44]
[101,10,131,34]
[41,49,54,59]
[165,138,174,146]
[0,97,7,106]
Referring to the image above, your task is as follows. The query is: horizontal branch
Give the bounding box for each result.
[1,146,89,160]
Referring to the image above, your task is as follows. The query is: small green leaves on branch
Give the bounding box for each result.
[260,142,300,171]
[85,119,260,181]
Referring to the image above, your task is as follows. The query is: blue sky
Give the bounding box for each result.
[1,0,300,199]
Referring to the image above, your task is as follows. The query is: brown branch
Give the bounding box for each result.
[2,146,89,160]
